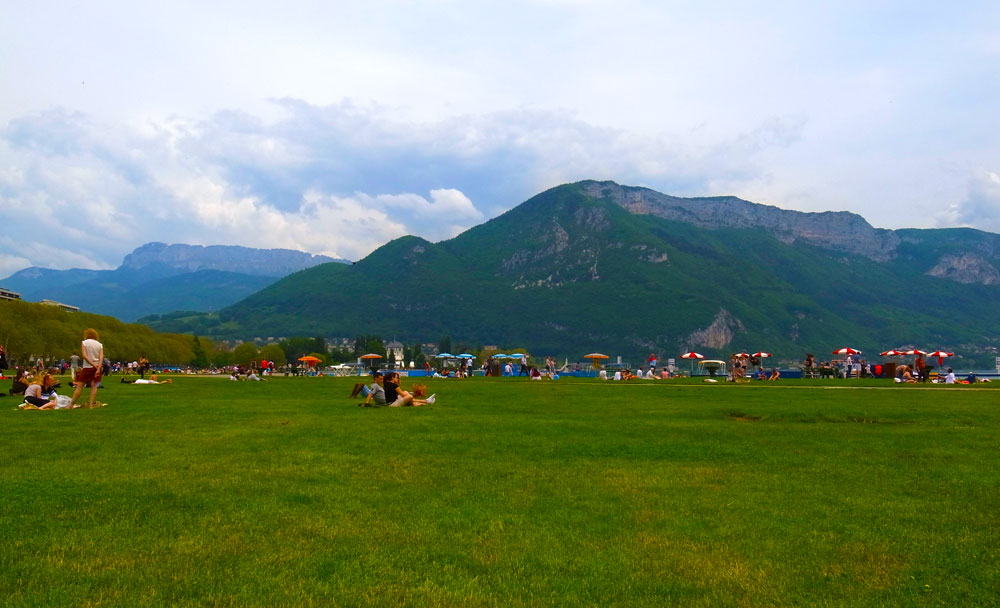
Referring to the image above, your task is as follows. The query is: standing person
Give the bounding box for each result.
[138,356,149,378]
[0,345,8,371]
[914,355,926,382]
[519,355,529,377]
[70,328,104,408]
[647,353,657,371]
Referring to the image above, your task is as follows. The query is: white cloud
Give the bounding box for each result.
[936,170,1000,232]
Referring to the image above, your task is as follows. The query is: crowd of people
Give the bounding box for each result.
[7,338,995,413]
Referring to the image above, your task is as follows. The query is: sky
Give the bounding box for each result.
[2,0,999,276]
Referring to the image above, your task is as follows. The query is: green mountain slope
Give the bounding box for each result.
[144,182,1000,366]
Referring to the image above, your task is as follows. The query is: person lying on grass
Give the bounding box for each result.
[383,371,435,407]
[122,374,173,384]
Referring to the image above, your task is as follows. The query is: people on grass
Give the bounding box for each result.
[22,374,57,408]
[70,328,104,408]
[768,369,781,381]
[383,371,435,407]
[945,368,956,384]
[895,365,917,383]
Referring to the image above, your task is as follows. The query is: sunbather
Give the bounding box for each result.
[129,374,173,384]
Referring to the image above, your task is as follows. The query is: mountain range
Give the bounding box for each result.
[141,181,1000,367]
[0,242,345,322]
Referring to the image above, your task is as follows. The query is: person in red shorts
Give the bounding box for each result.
[70,328,105,408]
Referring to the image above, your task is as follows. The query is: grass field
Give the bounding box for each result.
[2,375,999,607]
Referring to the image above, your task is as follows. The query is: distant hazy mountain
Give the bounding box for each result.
[140,182,1000,366]
[1,243,346,321]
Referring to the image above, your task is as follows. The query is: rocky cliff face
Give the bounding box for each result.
[685,308,745,350]
[120,242,341,277]
[926,253,1000,285]
[581,181,901,262]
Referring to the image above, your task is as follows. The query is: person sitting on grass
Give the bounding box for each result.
[349,374,375,399]
[22,374,57,408]
[383,371,435,407]
[895,365,917,383]
[944,368,956,384]
[20,374,76,410]
[768,369,781,381]
[361,372,387,407]
[10,368,29,396]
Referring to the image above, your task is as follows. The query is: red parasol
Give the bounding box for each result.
[926,350,954,367]
[832,347,861,355]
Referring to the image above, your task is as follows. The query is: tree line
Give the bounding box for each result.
[1,300,530,371]
[0,299,204,366]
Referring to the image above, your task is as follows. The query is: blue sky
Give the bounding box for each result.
[1,0,998,276]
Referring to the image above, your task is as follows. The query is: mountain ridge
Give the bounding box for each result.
[143,181,1000,366]
[1,242,347,321]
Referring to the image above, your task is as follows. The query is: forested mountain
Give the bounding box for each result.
[141,181,1000,366]
[1,242,345,321]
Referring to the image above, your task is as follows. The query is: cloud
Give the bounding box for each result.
[1,101,808,274]
[936,170,1000,232]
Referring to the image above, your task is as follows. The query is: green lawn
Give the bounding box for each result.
[2,376,998,607]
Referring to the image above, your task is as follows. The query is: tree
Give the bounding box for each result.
[438,336,452,354]
[191,335,210,369]
[353,335,385,358]
[232,342,259,367]
[327,344,353,364]
[414,350,426,369]
[259,344,286,367]
[280,337,318,361]
[212,350,233,368]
